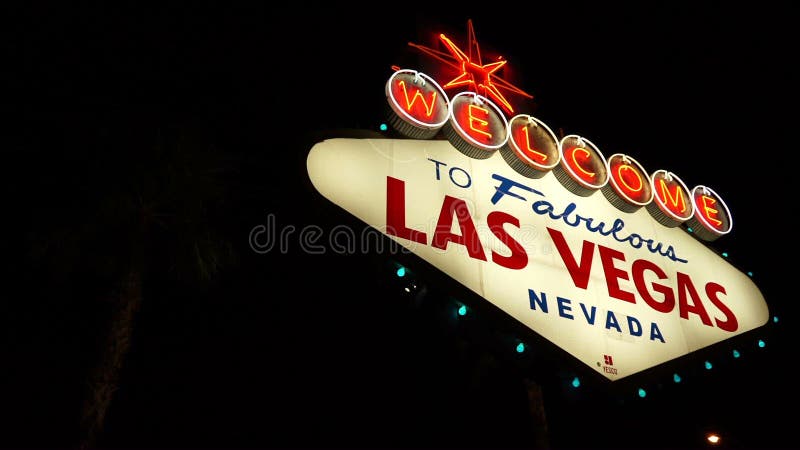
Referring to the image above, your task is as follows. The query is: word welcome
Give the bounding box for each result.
[386,69,732,241]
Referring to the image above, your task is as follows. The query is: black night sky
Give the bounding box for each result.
[3,3,797,449]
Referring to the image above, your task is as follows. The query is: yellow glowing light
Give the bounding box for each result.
[706,434,721,444]
[467,104,492,139]
[570,147,596,179]
[617,164,643,193]
[397,80,438,117]
[658,178,687,213]
[700,195,723,227]
[519,125,547,162]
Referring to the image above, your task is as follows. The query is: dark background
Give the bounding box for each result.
[3,2,796,448]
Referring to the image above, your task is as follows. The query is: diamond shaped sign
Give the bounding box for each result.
[306,137,769,380]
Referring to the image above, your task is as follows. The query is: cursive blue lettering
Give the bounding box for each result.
[491,173,687,263]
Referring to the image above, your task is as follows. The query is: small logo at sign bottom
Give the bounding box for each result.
[602,354,617,375]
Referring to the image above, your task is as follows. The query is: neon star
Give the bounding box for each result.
[409,19,532,114]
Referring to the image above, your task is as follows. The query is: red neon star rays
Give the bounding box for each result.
[409,19,532,114]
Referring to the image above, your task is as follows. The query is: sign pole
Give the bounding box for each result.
[525,378,550,449]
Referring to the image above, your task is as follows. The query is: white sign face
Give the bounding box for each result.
[306,138,769,380]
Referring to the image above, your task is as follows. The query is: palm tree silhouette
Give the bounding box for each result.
[25,123,238,448]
